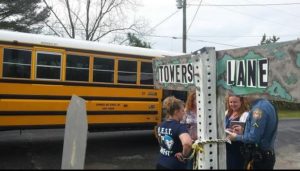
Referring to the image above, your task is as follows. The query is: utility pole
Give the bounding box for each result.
[182,0,187,53]
[176,0,187,53]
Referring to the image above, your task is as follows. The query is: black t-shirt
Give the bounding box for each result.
[157,120,189,169]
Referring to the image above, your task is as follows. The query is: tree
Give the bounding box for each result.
[260,33,280,45]
[42,0,145,42]
[0,0,50,33]
[126,32,151,48]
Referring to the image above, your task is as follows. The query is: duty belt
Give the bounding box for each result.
[261,149,274,157]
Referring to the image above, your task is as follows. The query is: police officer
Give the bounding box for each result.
[227,95,278,169]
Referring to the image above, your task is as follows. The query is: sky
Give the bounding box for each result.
[133,0,300,53]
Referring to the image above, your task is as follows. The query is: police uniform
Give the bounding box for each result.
[235,99,278,169]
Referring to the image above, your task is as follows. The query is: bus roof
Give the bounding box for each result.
[0,30,184,58]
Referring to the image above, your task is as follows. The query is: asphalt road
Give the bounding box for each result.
[274,119,300,169]
[0,128,159,169]
[0,119,299,169]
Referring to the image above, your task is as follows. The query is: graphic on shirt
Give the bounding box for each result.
[163,135,174,150]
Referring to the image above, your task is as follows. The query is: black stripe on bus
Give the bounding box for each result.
[0,123,157,131]
[0,94,158,101]
[0,79,154,89]
[0,111,158,116]
[88,123,157,132]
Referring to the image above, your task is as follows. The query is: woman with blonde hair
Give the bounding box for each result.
[156,96,193,170]
[225,92,249,169]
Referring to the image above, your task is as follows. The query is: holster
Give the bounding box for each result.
[252,149,263,162]
[241,144,274,169]
[240,144,263,169]
[240,144,255,160]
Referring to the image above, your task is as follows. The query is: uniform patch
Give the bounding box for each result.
[253,108,263,120]
[253,123,259,128]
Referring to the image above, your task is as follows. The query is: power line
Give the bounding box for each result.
[146,9,180,34]
[187,2,300,7]
[40,24,300,48]
[187,38,241,48]
[208,4,300,33]
[120,32,300,40]
[42,24,300,38]
[43,25,300,42]
[187,0,202,33]
[243,0,300,20]
[126,33,241,48]
[187,1,300,37]
[42,24,300,40]
[188,34,300,38]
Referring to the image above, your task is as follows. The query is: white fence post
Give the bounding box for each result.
[193,47,220,169]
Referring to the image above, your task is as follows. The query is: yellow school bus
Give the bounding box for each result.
[0,30,182,131]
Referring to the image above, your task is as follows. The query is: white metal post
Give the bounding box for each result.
[61,95,87,169]
[193,47,218,169]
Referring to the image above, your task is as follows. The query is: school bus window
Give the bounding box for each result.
[140,62,153,85]
[2,48,31,79]
[118,60,137,84]
[66,54,89,81]
[36,52,61,80]
[93,57,114,83]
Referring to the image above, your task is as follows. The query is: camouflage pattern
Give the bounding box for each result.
[153,54,196,91]
[153,40,300,103]
[217,40,300,103]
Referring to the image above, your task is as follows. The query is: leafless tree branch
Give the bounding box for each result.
[64,0,75,38]
[44,22,62,37]
[43,0,143,43]
[93,24,137,41]
[42,0,72,37]
[86,0,91,40]
[89,0,112,40]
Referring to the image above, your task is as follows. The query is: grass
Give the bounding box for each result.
[278,109,300,120]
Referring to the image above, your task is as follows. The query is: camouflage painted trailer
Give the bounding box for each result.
[217,40,300,103]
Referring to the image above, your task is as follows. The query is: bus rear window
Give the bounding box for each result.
[66,54,89,82]
[118,60,137,84]
[140,62,153,85]
[36,52,61,80]
[3,48,31,79]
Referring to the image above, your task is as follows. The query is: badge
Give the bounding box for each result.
[253,108,263,120]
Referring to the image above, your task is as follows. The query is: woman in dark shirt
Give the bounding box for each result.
[156,96,193,170]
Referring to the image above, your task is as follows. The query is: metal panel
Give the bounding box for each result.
[61,95,87,169]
